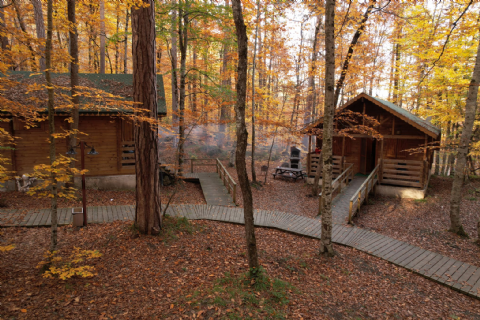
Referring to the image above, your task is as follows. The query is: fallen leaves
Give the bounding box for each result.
[0,219,479,319]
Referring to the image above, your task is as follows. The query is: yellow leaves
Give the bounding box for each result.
[20,309,27,313]
[38,247,102,281]
[0,244,15,252]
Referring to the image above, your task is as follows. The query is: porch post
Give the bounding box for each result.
[379,138,384,183]
[307,135,312,176]
[341,136,345,171]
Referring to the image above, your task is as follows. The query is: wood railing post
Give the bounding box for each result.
[366,180,369,204]
[349,201,353,224]
[358,191,361,214]
[191,160,194,173]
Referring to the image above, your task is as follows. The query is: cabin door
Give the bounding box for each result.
[360,138,374,175]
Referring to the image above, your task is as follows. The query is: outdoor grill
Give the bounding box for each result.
[290,146,301,169]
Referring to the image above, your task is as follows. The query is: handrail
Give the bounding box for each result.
[348,163,380,223]
[185,158,218,173]
[318,163,354,216]
[216,158,237,204]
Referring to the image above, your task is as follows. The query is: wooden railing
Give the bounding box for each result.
[379,159,426,188]
[185,158,217,173]
[348,163,380,223]
[308,153,345,178]
[216,158,237,204]
[318,163,354,216]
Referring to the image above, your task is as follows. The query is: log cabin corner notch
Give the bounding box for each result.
[0,71,167,189]
[303,93,441,190]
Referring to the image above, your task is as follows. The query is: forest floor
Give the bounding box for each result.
[1,217,480,320]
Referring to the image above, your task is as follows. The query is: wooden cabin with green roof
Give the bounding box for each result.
[303,93,440,196]
[0,72,166,190]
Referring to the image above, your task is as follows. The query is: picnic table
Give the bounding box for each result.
[272,167,305,181]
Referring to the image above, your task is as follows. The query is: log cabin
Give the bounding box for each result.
[303,93,441,196]
[0,71,166,190]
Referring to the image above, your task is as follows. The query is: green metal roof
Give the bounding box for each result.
[3,71,166,115]
[366,94,441,138]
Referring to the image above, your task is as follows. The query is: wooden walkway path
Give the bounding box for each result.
[183,172,235,206]
[329,175,368,224]
[1,204,479,300]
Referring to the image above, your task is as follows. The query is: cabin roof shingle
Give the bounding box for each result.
[1,71,167,115]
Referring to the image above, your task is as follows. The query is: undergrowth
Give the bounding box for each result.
[179,268,297,319]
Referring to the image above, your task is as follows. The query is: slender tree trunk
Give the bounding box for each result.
[231,0,260,274]
[250,0,260,183]
[99,0,105,74]
[0,0,8,51]
[132,0,162,235]
[320,0,336,257]
[115,6,120,74]
[449,37,480,238]
[13,1,38,71]
[124,9,129,74]
[393,43,401,105]
[67,0,79,188]
[304,16,322,147]
[45,0,58,251]
[333,0,375,107]
[31,0,46,71]
[170,1,179,134]
[434,150,440,175]
[177,2,188,176]
[443,122,451,175]
[449,123,458,177]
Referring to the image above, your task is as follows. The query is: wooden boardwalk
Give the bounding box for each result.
[329,175,368,224]
[183,172,235,207]
[1,204,479,300]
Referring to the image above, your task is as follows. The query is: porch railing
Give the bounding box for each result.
[318,163,354,216]
[308,153,345,178]
[216,158,237,204]
[348,163,380,223]
[379,159,426,189]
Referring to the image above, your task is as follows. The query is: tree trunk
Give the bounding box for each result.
[434,150,440,175]
[443,122,451,175]
[99,0,105,74]
[67,0,79,188]
[231,0,260,274]
[393,42,401,105]
[304,16,322,147]
[31,0,46,71]
[124,9,129,74]
[333,0,375,107]
[449,37,480,237]
[45,0,58,251]
[319,0,335,257]
[132,0,162,235]
[0,0,8,51]
[13,0,38,71]
[449,123,458,176]
[170,1,179,136]
[177,3,188,176]
[250,0,260,184]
